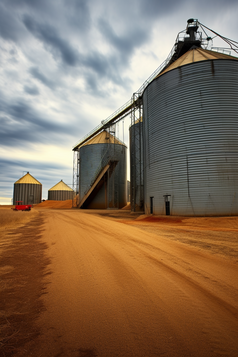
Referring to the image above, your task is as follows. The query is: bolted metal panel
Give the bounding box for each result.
[13,183,42,205]
[48,190,74,201]
[143,59,238,216]
[79,143,127,209]
[129,120,144,211]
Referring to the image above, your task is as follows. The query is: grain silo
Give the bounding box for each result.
[13,172,42,205]
[78,130,127,209]
[48,180,74,201]
[129,118,143,211]
[142,46,238,216]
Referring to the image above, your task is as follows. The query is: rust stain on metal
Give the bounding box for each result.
[211,60,215,76]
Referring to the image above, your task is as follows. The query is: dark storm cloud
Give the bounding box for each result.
[98,18,149,59]
[23,16,130,87]
[137,0,184,18]
[0,95,74,148]
[82,51,125,85]
[2,0,50,10]
[137,0,237,18]
[0,2,24,42]
[22,14,128,86]
[24,84,40,96]
[29,67,57,89]
[0,157,67,175]
[23,15,80,66]
[63,0,91,31]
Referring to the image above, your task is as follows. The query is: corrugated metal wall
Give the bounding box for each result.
[48,190,74,201]
[130,121,144,211]
[143,59,238,216]
[13,183,42,205]
[79,143,127,209]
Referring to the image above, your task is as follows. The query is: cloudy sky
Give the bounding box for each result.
[1,0,238,204]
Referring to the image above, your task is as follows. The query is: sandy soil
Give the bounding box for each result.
[0,207,238,357]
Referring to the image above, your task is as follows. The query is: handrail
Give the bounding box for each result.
[73,99,133,150]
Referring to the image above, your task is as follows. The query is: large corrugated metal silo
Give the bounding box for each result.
[129,118,144,211]
[142,48,238,216]
[79,130,127,209]
[48,180,74,201]
[13,172,42,205]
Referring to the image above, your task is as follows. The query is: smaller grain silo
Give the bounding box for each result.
[48,180,74,201]
[13,172,42,205]
[78,130,127,209]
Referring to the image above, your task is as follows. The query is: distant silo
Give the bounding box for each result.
[143,48,238,216]
[129,118,143,211]
[48,180,74,201]
[78,130,127,209]
[13,172,42,205]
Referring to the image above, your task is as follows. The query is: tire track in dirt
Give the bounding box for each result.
[85,218,238,356]
[0,212,51,357]
[49,210,238,315]
[34,210,238,357]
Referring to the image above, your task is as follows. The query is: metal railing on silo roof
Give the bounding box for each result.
[72,99,132,151]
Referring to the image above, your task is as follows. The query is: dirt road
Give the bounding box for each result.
[1,209,238,356]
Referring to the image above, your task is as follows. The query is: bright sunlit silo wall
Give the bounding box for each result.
[142,58,238,216]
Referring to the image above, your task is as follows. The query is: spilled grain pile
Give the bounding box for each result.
[122,202,131,210]
[34,200,73,209]
[127,214,238,232]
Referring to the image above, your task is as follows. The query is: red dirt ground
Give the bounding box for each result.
[0,205,237,356]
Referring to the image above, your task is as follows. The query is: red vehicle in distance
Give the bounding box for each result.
[13,201,32,211]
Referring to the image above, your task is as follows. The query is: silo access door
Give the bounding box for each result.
[163,195,171,215]
[150,197,154,214]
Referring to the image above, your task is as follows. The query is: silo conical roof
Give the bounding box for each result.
[49,180,73,191]
[157,47,238,78]
[81,130,126,147]
[15,172,41,185]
